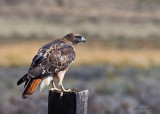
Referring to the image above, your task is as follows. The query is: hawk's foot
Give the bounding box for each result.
[61,88,71,92]
[50,88,61,93]
[59,84,71,97]
[60,89,71,97]
[60,84,71,92]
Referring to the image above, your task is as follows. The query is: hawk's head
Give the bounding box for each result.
[64,33,86,45]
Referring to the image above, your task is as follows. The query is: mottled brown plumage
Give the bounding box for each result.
[17,33,86,99]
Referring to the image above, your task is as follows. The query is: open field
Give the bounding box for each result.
[1,41,160,68]
[0,0,160,41]
[0,0,160,68]
[0,0,160,114]
[0,18,160,41]
[0,66,160,114]
[0,0,160,69]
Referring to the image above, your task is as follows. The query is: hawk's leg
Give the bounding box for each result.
[59,83,71,96]
[57,70,71,93]
[50,80,61,92]
[60,84,71,92]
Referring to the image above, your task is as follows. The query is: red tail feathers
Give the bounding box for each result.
[22,77,41,99]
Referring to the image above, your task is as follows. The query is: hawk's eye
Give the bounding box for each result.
[75,35,86,42]
[75,36,82,39]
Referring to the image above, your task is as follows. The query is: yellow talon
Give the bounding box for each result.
[62,89,71,92]
[50,88,61,93]
[60,89,71,97]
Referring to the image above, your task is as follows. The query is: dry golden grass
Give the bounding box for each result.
[0,41,160,68]
[77,46,160,68]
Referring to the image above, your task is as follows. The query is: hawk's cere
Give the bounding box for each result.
[17,33,86,99]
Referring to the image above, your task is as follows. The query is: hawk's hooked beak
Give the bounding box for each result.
[80,36,86,42]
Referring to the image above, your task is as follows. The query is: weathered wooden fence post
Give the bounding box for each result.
[48,89,88,114]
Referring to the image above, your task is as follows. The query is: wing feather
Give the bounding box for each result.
[48,44,75,73]
[27,40,75,78]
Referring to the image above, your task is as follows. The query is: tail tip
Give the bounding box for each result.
[17,81,21,86]
[22,93,32,99]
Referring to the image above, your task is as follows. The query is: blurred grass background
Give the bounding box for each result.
[0,0,160,114]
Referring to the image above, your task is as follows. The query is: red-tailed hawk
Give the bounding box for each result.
[17,33,86,99]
